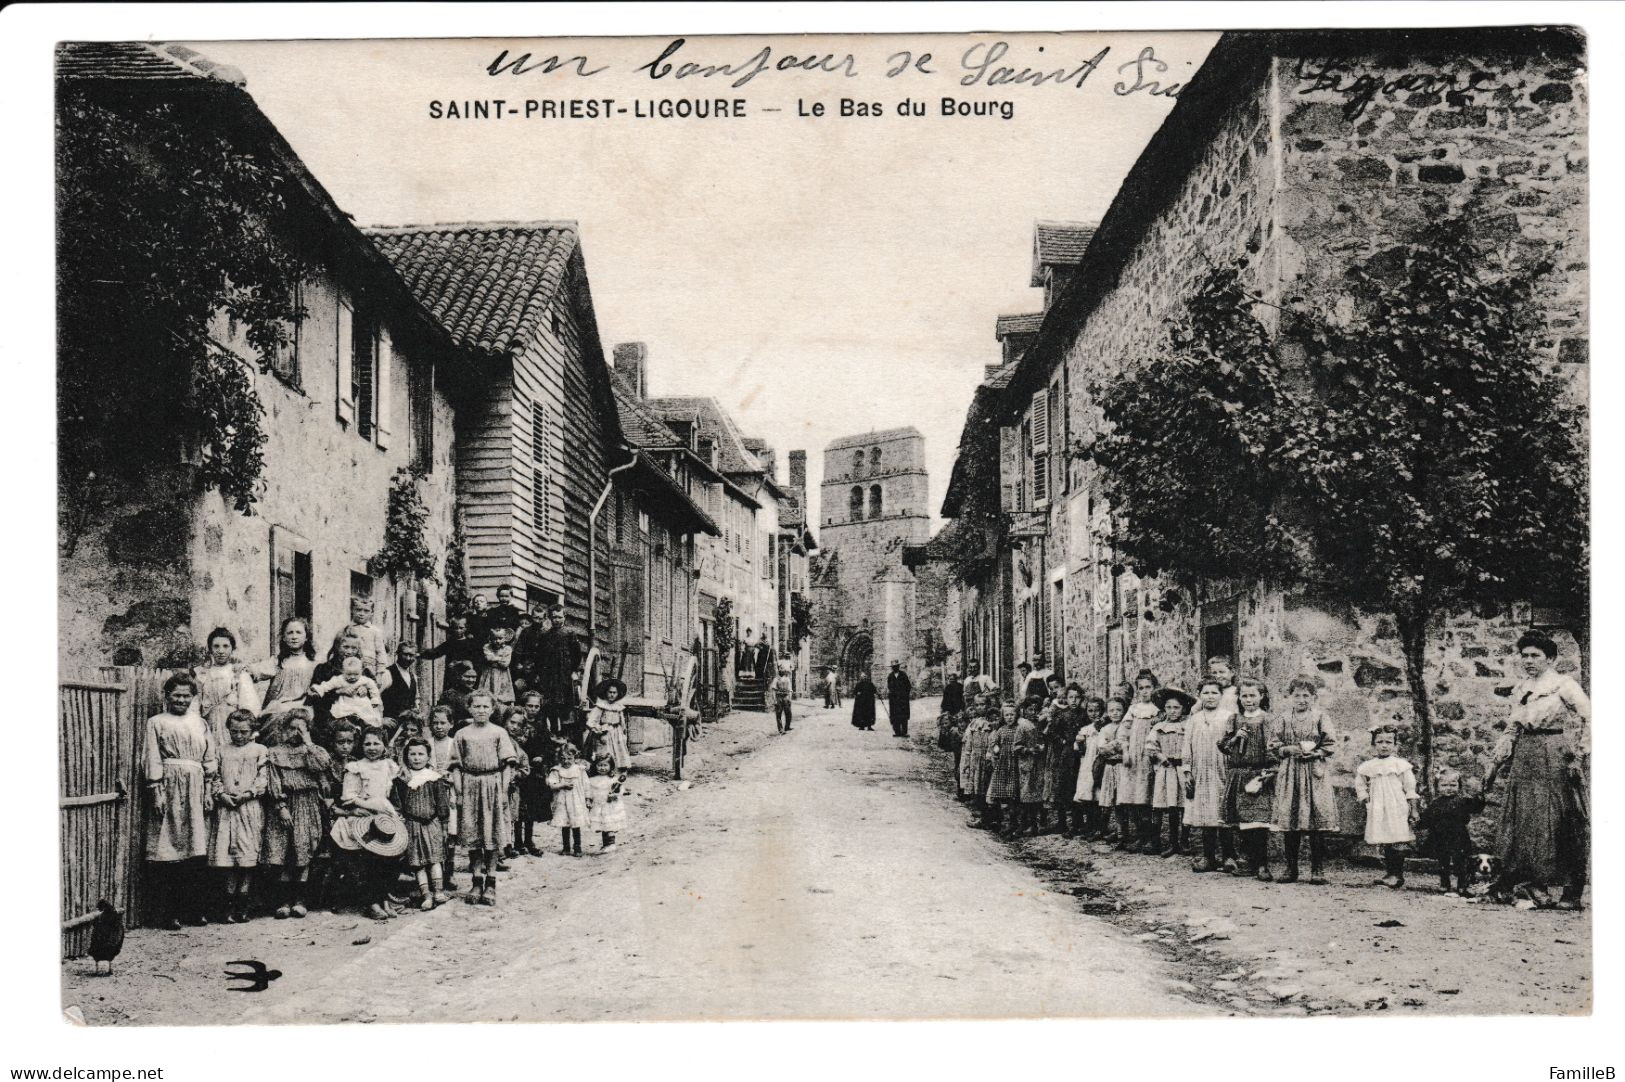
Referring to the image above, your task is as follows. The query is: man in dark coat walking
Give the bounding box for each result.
[887,660,913,738]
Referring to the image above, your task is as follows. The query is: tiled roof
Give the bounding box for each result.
[364,223,578,356]
[56,41,246,86]
[995,312,1044,339]
[984,364,1019,390]
[646,396,765,476]
[1030,221,1097,285]
[610,372,685,450]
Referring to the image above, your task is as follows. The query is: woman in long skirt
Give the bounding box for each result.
[850,671,878,731]
[144,673,218,929]
[1495,630,1590,909]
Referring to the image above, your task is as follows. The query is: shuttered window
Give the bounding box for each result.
[532,468,549,538]
[354,312,377,439]
[531,403,549,537]
[1031,389,1050,506]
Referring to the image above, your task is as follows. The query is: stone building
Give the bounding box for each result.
[989,27,1587,823]
[630,353,789,699]
[602,356,720,707]
[57,42,467,682]
[810,428,935,690]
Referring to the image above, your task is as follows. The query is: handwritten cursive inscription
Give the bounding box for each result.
[486,49,607,78]
[635,38,858,89]
[1294,58,1503,119]
[958,42,1111,89]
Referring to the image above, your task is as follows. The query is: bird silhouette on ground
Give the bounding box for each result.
[89,900,124,976]
[224,960,283,992]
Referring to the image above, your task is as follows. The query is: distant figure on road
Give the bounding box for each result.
[887,660,913,738]
[850,670,877,731]
[823,667,840,709]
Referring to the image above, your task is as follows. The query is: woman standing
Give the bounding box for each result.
[1495,630,1590,909]
[850,670,878,732]
[143,673,217,929]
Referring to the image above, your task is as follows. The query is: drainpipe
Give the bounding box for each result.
[589,446,640,644]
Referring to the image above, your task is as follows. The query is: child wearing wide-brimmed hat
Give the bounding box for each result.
[1148,686,1194,857]
[585,678,631,770]
[331,728,407,920]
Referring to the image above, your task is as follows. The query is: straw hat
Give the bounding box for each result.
[329,812,410,858]
[592,677,627,702]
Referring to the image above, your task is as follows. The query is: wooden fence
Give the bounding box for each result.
[59,666,173,958]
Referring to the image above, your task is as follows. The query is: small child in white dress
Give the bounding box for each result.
[585,754,628,851]
[547,742,591,857]
[313,656,383,729]
[1355,724,1420,889]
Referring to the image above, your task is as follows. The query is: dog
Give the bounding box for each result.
[1460,853,1508,902]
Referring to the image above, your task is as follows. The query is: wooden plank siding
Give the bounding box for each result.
[467,254,613,638]
[456,361,517,590]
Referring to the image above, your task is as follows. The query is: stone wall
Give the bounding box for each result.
[1027,38,1586,835]
[59,263,462,676]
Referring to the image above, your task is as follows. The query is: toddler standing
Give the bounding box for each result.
[1356,724,1419,889]
[585,754,628,850]
[547,742,591,857]
[426,707,461,889]
[1416,769,1486,895]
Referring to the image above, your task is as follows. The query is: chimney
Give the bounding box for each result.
[612,342,648,398]
[756,446,777,480]
[788,450,807,489]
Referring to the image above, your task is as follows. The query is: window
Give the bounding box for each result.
[531,404,550,537]
[410,360,434,473]
[871,447,882,471]
[614,489,625,546]
[869,484,883,520]
[532,468,549,537]
[353,310,377,439]
[271,281,303,387]
[271,529,313,645]
[350,570,373,608]
[1030,389,1050,507]
[852,450,864,476]
[849,486,864,520]
[763,532,773,579]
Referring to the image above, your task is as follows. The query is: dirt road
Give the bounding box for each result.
[63,702,1207,1024]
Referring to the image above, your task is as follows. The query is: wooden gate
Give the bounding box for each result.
[59,678,136,959]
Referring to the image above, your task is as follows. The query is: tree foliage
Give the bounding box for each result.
[57,89,316,541]
[1086,216,1587,789]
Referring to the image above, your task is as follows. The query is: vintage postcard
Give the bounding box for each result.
[54,25,1589,1026]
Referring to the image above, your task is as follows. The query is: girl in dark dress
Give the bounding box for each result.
[850,671,878,731]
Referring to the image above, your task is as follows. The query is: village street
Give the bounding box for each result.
[64,702,1201,1024]
[63,699,1587,1025]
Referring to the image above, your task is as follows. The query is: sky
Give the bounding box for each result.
[192,32,1216,530]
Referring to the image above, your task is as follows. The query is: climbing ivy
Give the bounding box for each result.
[369,466,439,584]
[57,88,315,546]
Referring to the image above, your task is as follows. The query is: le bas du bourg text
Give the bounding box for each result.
[427,97,1017,121]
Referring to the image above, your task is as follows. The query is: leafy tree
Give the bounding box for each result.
[57,88,315,551]
[1089,217,1586,789]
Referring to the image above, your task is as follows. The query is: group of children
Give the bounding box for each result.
[148,663,641,928]
[942,657,1484,891]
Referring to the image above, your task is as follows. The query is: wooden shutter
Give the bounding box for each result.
[375,327,393,449]
[336,298,355,427]
[1031,391,1050,506]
